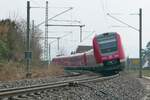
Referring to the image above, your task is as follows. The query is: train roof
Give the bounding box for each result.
[93,32,120,41]
[53,52,85,59]
[53,49,93,59]
[96,32,118,37]
[76,45,92,53]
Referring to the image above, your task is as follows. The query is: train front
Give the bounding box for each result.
[93,32,125,72]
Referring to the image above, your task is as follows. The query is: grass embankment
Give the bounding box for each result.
[126,68,150,77]
[0,62,64,81]
[142,69,150,77]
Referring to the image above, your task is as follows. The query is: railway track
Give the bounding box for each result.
[0,74,119,99]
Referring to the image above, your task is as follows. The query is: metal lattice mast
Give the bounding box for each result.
[44,1,48,61]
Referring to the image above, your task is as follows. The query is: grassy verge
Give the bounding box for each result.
[31,64,64,78]
[125,68,150,77]
[0,62,64,81]
[142,69,150,77]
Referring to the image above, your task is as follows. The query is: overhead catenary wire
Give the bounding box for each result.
[32,32,72,39]
[100,0,105,12]
[99,0,109,30]
[107,13,139,31]
[82,31,95,42]
[30,0,71,9]
[30,6,73,9]
[30,0,42,7]
[36,7,73,27]
[50,19,81,23]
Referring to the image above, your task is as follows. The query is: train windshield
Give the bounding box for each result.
[96,33,117,54]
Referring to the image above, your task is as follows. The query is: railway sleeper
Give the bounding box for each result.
[68,81,79,87]
[9,96,28,100]
[26,93,36,97]
[0,97,9,100]
[17,94,28,98]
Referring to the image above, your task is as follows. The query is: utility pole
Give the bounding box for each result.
[139,8,142,78]
[49,43,51,64]
[57,37,60,51]
[80,26,83,42]
[26,1,32,78]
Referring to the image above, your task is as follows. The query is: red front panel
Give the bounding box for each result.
[93,32,125,64]
[116,33,125,60]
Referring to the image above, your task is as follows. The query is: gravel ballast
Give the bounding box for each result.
[0,73,146,100]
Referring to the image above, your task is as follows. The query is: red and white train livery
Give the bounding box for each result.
[52,32,125,73]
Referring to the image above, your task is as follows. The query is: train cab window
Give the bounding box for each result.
[96,33,118,54]
[100,41,117,54]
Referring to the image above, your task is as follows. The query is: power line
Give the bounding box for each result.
[82,31,95,41]
[50,19,81,23]
[48,31,73,33]
[30,0,42,7]
[105,0,109,13]
[99,0,109,29]
[32,32,72,39]
[36,7,73,27]
[46,7,73,9]
[107,13,139,31]
[30,6,73,9]
[100,0,105,11]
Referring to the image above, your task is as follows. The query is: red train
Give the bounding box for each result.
[52,32,125,73]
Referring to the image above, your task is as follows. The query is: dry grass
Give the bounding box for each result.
[0,62,64,81]
[31,64,64,78]
[0,62,25,81]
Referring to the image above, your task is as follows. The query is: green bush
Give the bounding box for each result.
[0,40,9,59]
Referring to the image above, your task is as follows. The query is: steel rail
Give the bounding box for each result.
[0,74,119,98]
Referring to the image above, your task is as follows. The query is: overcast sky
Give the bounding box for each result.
[0,0,150,58]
